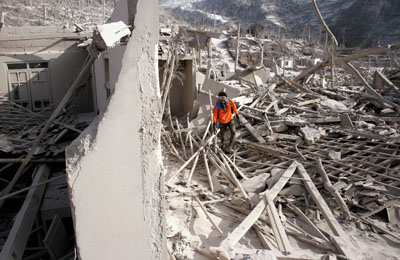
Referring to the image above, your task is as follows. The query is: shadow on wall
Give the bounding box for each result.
[0,44,93,114]
[160,59,195,117]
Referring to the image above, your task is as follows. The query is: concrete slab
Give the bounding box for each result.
[202,78,240,98]
[300,126,326,145]
[240,173,270,193]
[320,98,350,113]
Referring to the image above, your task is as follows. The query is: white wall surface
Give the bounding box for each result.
[66,0,165,259]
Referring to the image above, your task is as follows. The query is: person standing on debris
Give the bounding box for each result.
[213,91,240,153]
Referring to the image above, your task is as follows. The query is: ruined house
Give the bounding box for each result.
[0,26,92,113]
[0,0,165,259]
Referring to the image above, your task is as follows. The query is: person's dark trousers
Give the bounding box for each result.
[219,120,236,146]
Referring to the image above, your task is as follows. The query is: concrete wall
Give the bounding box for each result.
[169,59,195,116]
[0,27,92,112]
[66,0,166,259]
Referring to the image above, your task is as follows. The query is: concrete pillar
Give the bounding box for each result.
[66,0,165,259]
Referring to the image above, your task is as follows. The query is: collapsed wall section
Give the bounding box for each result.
[65,0,165,259]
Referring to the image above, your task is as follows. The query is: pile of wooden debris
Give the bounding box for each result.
[162,41,400,259]
[0,97,93,259]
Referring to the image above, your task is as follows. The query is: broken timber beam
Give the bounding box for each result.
[238,139,287,158]
[167,132,218,183]
[266,194,292,253]
[345,62,400,113]
[316,157,351,220]
[294,43,400,83]
[375,70,400,95]
[194,196,224,236]
[220,161,298,249]
[0,56,95,210]
[238,115,266,144]
[296,163,358,259]
[0,164,50,260]
[218,150,251,201]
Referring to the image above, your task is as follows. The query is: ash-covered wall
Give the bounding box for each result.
[65,0,166,259]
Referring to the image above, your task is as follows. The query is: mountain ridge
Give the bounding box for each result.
[161,0,400,47]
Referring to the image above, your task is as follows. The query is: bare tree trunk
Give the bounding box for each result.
[43,5,47,21]
[312,0,338,88]
[235,22,240,75]
[206,38,212,79]
[103,0,106,23]
[331,44,335,88]
[259,41,264,67]
[195,34,201,68]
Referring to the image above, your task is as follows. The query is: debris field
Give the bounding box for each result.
[161,26,400,260]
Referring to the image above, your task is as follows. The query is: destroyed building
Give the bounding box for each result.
[0,0,165,259]
[160,2,400,260]
[1,0,400,260]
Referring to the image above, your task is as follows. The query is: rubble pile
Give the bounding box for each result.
[162,32,400,260]
[0,98,93,259]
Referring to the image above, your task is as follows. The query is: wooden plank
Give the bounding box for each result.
[0,164,50,260]
[224,195,267,248]
[194,196,223,236]
[186,153,201,187]
[238,115,266,144]
[222,161,298,248]
[166,133,218,183]
[266,194,292,253]
[220,151,248,180]
[316,157,351,220]
[218,151,250,201]
[297,163,347,237]
[262,161,298,199]
[254,223,278,251]
[361,199,400,219]
[175,119,188,160]
[297,98,321,107]
[286,201,329,241]
[238,139,287,158]
[296,163,358,259]
[202,150,214,192]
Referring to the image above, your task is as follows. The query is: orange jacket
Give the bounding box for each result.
[213,99,238,124]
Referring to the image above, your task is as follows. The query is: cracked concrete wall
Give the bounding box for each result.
[65,0,166,259]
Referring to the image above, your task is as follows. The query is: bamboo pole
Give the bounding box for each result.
[186,122,211,186]
[194,196,223,236]
[206,38,212,79]
[218,150,250,201]
[203,150,214,192]
[167,131,218,183]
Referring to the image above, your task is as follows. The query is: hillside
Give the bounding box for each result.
[0,0,115,30]
[161,0,400,47]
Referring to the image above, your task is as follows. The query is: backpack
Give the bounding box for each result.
[216,99,234,121]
